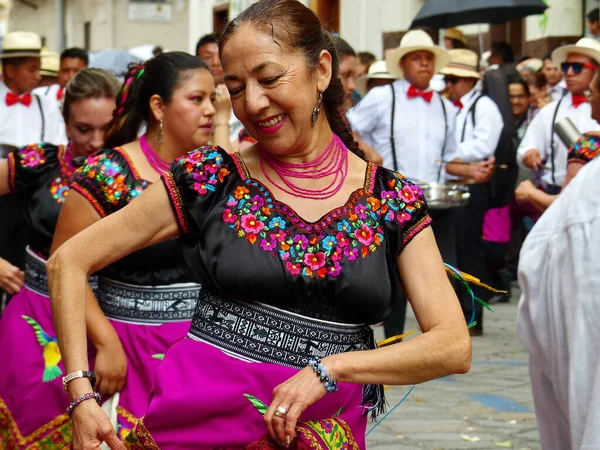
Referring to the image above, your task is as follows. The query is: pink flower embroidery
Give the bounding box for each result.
[396,211,412,223]
[354,204,367,219]
[293,235,309,250]
[286,261,302,275]
[354,224,374,246]
[250,195,265,211]
[304,252,326,270]
[241,213,265,234]
[400,185,418,203]
[270,230,286,242]
[222,208,237,223]
[381,190,397,201]
[328,261,342,277]
[344,247,359,261]
[335,232,350,248]
[259,239,276,251]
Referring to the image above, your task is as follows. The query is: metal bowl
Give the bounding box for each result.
[418,182,470,209]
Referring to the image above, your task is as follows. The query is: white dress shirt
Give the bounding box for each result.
[33,84,63,111]
[547,83,565,103]
[454,87,503,161]
[0,82,67,152]
[347,79,458,183]
[516,92,600,188]
[517,158,600,450]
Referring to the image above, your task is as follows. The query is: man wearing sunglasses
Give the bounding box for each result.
[517,38,600,199]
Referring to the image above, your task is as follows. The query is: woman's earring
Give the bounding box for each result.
[156,119,163,147]
[312,92,323,127]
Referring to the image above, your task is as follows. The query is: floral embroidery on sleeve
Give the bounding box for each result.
[173,146,231,195]
[568,133,600,165]
[15,143,47,168]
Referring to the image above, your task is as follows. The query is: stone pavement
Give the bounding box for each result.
[366,287,540,450]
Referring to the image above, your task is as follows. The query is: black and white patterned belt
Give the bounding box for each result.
[24,247,50,296]
[188,291,377,370]
[24,247,98,297]
[96,278,201,324]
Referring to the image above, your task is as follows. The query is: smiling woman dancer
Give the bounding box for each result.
[0,68,120,449]
[48,1,471,449]
[49,52,216,439]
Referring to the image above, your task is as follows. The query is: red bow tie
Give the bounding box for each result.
[452,99,464,109]
[6,92,32,107]
[407,85,433,103]
[572,94,588,108]
[57,87,64,101]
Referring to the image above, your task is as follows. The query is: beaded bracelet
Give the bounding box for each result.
[308,357,339,393]
[66,392,101,416]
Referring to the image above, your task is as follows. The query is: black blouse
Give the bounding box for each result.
[7,143,73,258]
[70,148,194,286]
[162,146,431,324]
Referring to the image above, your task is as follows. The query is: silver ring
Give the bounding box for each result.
[274,406,288,419]
[276,406,288,414]
[216,88,222,95]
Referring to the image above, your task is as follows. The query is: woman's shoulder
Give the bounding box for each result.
[168,145,236,188]
[568,132,600,164]
[10,142,61,169]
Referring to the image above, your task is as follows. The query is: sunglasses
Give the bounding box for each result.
[444,76,460,84]
[561,62,598,74]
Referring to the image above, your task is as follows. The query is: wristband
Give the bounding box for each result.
[62,370,96,392]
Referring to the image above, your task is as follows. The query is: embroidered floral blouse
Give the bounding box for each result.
[568,131,600,165]
[70,148,195,286]
[162,146,431,324]
[6,143,74,258]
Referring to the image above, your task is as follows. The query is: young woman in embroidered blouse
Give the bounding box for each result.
[48,52,217,441]
[48,2,471,449]
[0,68,120,449]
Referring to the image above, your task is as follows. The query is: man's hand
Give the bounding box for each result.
[522,149,542,170]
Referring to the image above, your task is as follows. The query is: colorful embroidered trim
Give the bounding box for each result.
[6,152,16,194]
[113,146,142,180]
[123,418,161,450]
[401,214,432,247]
[70,182,108,217]
[232,151,250,179]
[0,397,72,449]
[161,171,190,235]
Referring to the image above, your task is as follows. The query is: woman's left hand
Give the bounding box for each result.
[265,363,332,447]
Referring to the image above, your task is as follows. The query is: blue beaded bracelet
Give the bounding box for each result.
[66,391,101,416]
[308,357,339,393]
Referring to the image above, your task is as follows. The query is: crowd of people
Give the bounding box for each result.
[0,0,598,448]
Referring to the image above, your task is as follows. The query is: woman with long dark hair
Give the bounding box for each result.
[49,2,471,449]
[49,52,216,439]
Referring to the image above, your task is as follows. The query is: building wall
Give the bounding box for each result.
[9,0,58,49]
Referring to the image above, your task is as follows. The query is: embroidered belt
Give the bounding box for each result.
[24,247,99,297]
[24,247,50,296]
[188,291,376,370]
[96,278,200,324]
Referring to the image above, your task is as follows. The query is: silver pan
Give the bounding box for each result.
[418,182,470,209]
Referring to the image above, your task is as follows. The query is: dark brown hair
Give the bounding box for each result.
[218,0,364,159]
[62,68,120,123]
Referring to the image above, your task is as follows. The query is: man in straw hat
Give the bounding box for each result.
[0,31,66,303]
[354,60,397,97]
[516,37,600,210]
[443,28,468,50]
[347,29,466,338]
[442,49,503,336]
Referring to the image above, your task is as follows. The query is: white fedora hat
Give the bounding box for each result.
[552,37,600,68]
[40,48,60,77]
[0,31,42,59]
[440,49,481,80]
[356,60,397,95]
[385,30,450,80]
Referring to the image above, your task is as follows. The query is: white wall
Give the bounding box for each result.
[526,0,583,41]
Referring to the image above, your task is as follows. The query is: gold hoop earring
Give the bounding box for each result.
[156,119,163,147]
[312,92,323,127]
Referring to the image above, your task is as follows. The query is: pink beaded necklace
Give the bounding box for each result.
[64,142,75,173]
[140,134,170,174]
[259,133,349,200]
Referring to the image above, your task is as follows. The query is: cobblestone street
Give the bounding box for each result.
[367,286,540,450]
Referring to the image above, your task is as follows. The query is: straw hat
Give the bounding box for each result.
[0,31,42,59]
[355,60,397,95]
[40,48,60,77]
[444,28,467,46]
[552,37,600,67]
[440,49,481,80]
[385,30,449,80]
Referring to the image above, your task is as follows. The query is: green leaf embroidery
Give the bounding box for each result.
[244,393,269,416]
[151,353,165,360]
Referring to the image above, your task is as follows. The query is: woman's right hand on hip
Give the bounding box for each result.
[71,400,126,450]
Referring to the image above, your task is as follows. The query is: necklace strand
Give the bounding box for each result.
[140,134,170,174]
[259,134,349,200]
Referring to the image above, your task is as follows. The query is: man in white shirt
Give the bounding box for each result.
[348,30,473,338]
[542,52,566,102]
[517,38,600,195]
[517,158,600,450]
[0,31,66,295]
[442,49,503,335]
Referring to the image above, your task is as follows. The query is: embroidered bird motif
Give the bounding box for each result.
[22,315,63,382]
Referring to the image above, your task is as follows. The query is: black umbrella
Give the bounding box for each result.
[411,0,548,29]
